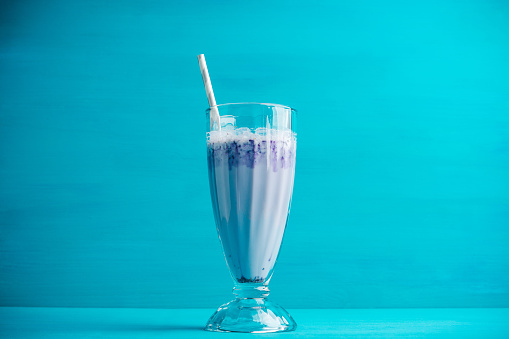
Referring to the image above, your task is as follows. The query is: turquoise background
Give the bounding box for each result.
[1,0,508,309]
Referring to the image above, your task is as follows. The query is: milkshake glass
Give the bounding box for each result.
[205,103,297,333]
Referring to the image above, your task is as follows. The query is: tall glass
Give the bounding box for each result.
[204,103,298,333]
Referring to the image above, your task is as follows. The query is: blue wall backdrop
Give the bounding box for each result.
[1,0,508,308]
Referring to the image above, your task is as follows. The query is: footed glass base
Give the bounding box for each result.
[205,298,297,333]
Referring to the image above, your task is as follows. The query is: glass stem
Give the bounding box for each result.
[233,283,270,300]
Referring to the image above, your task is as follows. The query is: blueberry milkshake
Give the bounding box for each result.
[207,128,296,283]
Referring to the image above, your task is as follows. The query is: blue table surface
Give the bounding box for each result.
[1,307,508,338]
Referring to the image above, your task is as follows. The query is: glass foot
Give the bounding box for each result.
[205,298,297,333]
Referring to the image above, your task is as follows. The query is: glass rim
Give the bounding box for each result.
[205,102,297,113]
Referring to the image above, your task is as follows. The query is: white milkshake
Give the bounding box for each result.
[198,55,298,331]
[207,128,296,283]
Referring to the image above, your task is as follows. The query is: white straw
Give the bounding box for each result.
[197,54,220,131]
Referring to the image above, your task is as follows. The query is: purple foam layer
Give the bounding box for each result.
[208,139,296,171]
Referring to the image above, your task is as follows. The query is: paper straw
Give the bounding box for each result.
[197,54,220,131]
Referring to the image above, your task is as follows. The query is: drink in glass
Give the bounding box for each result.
[205,103,297,333]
